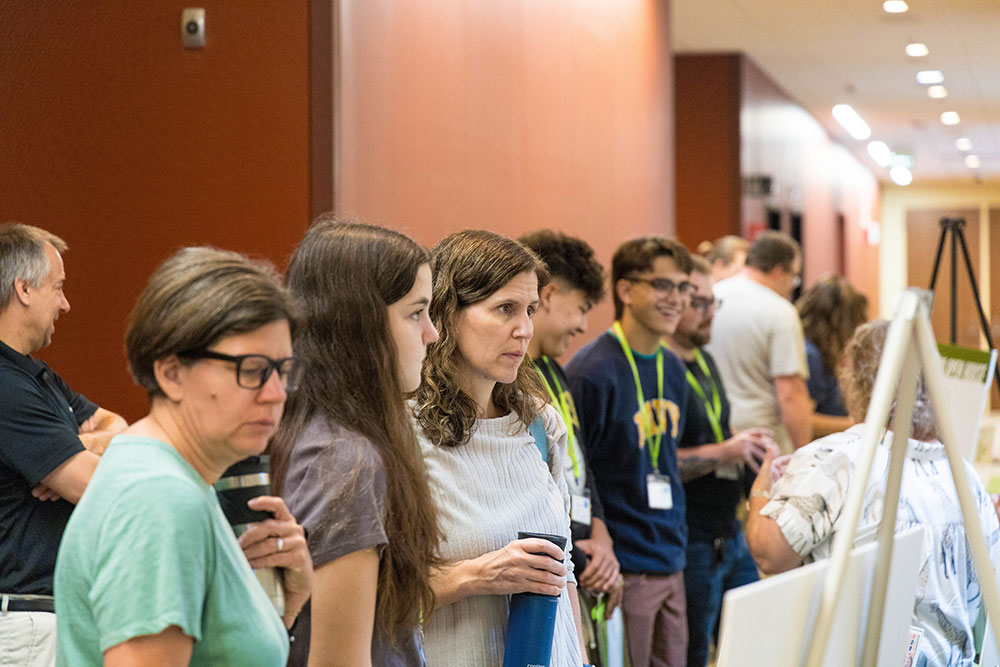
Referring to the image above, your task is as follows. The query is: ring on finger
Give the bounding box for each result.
[276,536,284,552]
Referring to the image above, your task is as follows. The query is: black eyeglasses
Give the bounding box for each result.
[689,296,722,313]
[179,350,302,391]
[627,277,695,297]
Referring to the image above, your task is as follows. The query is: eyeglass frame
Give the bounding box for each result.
[689,296,722,314]
[625,276,695,297]
[177,350,302,391]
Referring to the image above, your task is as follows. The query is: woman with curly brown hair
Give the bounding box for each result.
[796,274,868,437]
[269,219,441,666]
[412,229,588,666]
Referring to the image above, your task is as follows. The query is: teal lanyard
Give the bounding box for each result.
[611,321,664,470]
[530,356,581,479]
[685,349,724,443]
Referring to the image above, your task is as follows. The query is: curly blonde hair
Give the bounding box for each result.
[841,319,939,441]
[414,229,549,447]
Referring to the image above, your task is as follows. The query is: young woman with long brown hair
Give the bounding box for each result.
[412,229,588,666]
[269,218,441,666]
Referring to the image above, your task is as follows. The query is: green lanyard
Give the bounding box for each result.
[685,349,724,443]
[530,356,581,479]
[611,321,664,470]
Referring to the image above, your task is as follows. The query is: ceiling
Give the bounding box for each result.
[672,0,1000,184]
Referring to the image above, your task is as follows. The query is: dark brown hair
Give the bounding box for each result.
[413,229,549,447]
[125,247,299,396]
[611,236,693,319]
[796,273,868,374]
[268,218,440,641]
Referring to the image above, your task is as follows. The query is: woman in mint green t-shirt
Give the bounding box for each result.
[54,248,313,666]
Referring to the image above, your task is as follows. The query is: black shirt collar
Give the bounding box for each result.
[0,338,47,378]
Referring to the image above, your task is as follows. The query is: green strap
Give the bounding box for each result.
[530,357,581,479]
[685,349,724,443]
[611,321,664,470]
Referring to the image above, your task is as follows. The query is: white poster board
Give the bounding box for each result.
[938,343,997,461]
[716,526,924,667]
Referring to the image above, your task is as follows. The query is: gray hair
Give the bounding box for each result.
[0,223,68,311]
[841,319,939,441]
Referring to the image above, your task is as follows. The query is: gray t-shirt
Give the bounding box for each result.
[706,275,808,454]
[282,417,425,666]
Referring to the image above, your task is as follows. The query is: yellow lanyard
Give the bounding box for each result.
[611,321,664,469]
[531,356,581,479]
[685,349,724,443]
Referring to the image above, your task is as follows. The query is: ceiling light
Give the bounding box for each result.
[956,137,972,151]
[905,43,929,57]
[832,104,871,140]
[867,141,892,167]
[940,111,961,125]
[927,85,948,99]
[890,165,913,186]
[883,0,909,13]
[965,155,981,169]
[916,70,945,85]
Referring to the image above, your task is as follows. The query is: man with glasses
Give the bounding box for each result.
[666,254,778,667]
[0,223,127,666]
[706,231,811,455]
[565,236,693,667]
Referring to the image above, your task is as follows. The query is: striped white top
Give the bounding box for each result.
[416,403,582,667]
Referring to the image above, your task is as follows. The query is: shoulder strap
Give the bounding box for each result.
[528,415,548,463]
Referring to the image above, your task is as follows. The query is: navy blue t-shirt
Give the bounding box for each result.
[805,338,847,417]
[0,339,96,594]
[565,331,688,575]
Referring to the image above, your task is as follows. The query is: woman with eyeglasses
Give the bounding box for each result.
[54,247,313,666]
[413,229,588,667]
[269,219,441,667]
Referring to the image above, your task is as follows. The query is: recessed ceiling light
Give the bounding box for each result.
[956,137,972,151]
[927,85,948,99]
[867,141,892,168]
[905,43,929,57]
[940,111,961,125]
[916,70,945,85]
[890,165,913,185]
[883,0,909,13]
[832,104,871,140]
[965,155,981,169]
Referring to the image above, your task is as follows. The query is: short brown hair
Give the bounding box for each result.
[688,254,712,277]
[126,247,299,396]
[797,274,868,374]
[0,223,68,311]
[611,236,692,319]
[745,231,800,273]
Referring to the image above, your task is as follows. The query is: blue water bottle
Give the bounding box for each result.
[502,531,568,667]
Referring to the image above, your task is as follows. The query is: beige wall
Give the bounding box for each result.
[332,0,676,352]
[881,180,1000,320]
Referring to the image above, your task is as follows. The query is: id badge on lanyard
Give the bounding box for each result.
[571,489,592,526]
[646,473,673,510]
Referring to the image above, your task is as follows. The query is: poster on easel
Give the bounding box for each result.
[936,343,997,461]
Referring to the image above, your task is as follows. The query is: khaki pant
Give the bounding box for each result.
[0,609,56,667]
[622,572,687,667]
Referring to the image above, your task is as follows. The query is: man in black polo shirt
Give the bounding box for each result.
[666,254,777,667]
[0,223,126,666]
